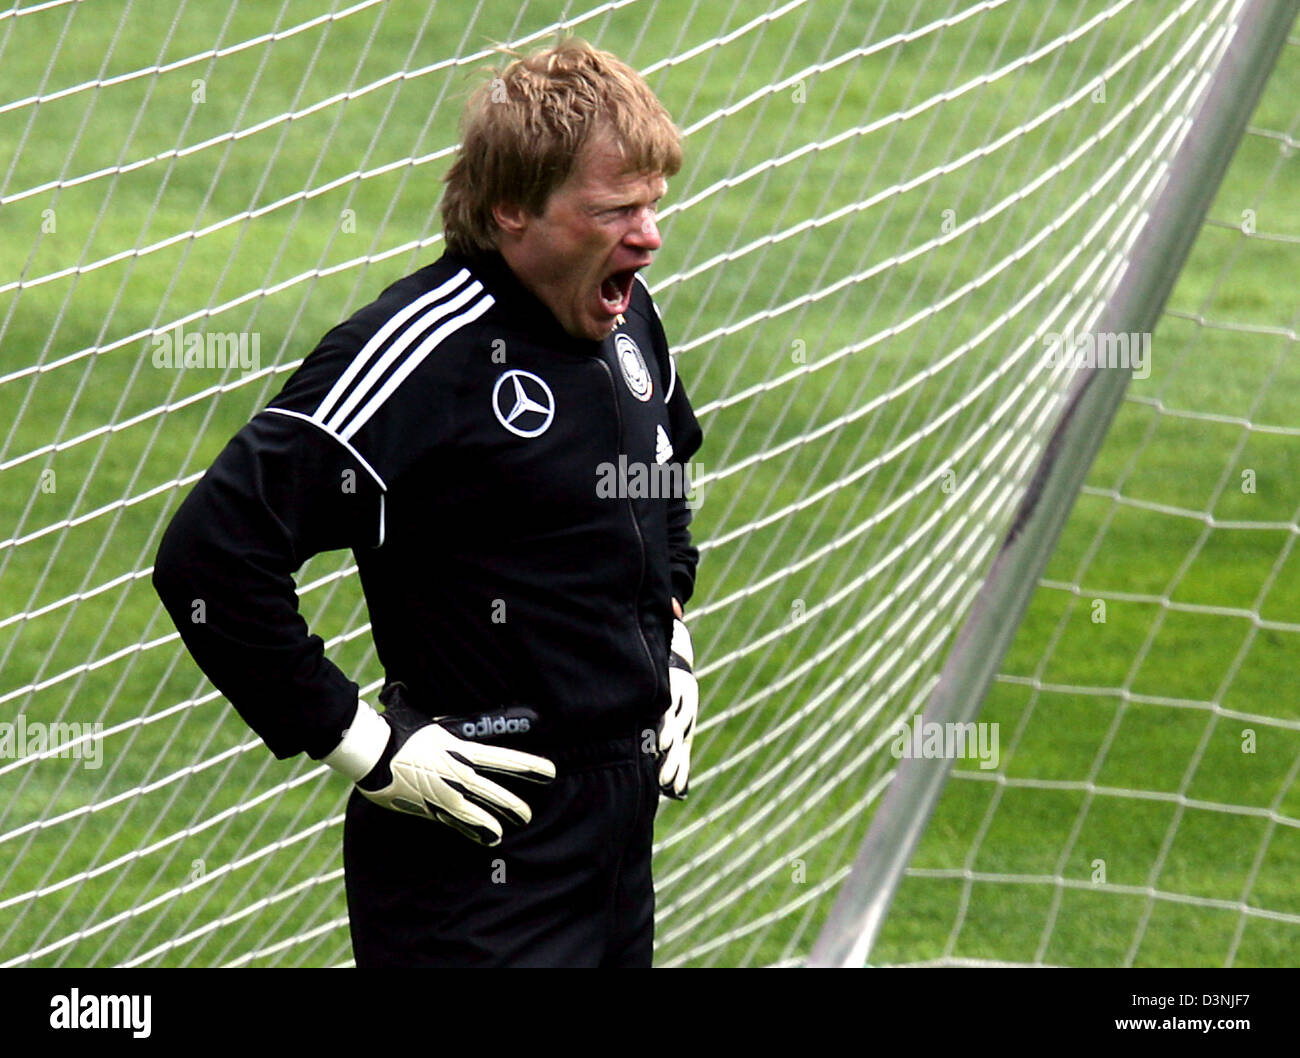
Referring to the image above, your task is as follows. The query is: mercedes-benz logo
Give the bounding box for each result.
[492,369,555,438]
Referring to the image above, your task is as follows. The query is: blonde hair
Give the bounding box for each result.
[441,39,682,256]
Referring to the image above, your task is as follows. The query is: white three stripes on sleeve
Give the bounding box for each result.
[314,269,470,423]
[310,268,495,441]
[336,285,492,442]
[261,268,492,548]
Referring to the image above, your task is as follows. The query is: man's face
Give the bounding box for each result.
[493,137,666,342]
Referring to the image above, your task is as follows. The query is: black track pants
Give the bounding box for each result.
[344,735,659,967]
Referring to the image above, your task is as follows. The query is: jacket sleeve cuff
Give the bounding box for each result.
[671,565,696,609]
[320,699,389,782]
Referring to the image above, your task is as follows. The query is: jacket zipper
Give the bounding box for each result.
[594,356,660,705]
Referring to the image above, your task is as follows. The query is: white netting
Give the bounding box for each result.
[881,34,1300,966]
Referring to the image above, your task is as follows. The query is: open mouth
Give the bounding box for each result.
[598,268,638,317]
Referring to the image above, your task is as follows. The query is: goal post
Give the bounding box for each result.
[809,0,1300,968]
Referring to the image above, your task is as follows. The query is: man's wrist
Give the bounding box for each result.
[321,699,390,783]
[670,616,693,668]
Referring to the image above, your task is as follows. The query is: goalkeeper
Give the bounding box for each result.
[152,39,703,968]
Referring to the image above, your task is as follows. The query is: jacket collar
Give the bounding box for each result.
[450,248,605,356]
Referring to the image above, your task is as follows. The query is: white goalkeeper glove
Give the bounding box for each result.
[323,686,555,846]
[658,617,698,799]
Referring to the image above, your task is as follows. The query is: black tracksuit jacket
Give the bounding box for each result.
[153,249,703,760]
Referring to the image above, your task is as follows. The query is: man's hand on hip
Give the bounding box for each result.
[658,613,698,799]
[323,685,555,846]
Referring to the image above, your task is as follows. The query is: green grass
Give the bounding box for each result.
[1,0,1297,967]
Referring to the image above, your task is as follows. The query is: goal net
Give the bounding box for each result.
[0,0,1293,967]
[873,22,1300,968]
